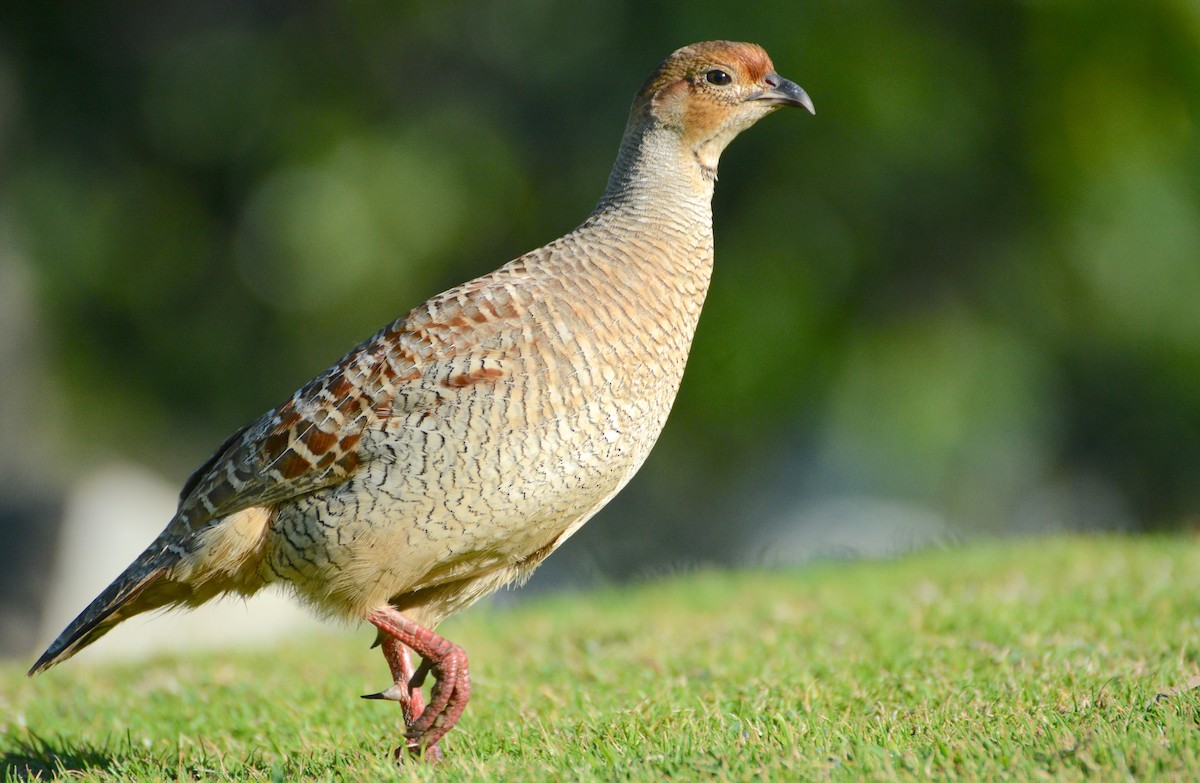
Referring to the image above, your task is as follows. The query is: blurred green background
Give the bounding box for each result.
[1,2,1199,652]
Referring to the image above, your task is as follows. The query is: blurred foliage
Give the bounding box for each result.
[1,1,1199,575]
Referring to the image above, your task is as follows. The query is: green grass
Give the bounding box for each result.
[4,535,1200,781]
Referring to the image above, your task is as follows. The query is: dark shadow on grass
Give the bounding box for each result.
[1,730,113,781]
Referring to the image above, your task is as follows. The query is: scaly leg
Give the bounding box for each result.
[362,635,444,762]
[364,607,470,758]
[380,636,426,729]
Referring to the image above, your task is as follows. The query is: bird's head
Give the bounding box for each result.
[631,41,813,178]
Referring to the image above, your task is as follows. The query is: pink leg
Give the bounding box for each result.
[366,607,470,757]
[379,636,426,727]
[376,636,444,762]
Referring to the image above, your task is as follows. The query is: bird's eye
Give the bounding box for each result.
[704,69,732,86]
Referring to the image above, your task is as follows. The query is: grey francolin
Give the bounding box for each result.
[30,40,812,760]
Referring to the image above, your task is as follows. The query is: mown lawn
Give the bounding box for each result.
[3,535,1200,781]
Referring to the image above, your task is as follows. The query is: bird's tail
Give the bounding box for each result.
[27,544,188,675]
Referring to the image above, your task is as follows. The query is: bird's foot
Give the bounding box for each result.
[363,680,444,763]
[403,642,470,748]
[367,607,473,757]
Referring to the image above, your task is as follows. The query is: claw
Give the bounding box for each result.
[361,683,407,702]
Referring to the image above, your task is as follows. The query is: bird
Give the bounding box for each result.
[29,40,812,761]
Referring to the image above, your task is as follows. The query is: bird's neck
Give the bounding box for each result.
[591,119,716,232]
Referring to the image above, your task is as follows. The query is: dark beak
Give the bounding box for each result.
[752,74,815,114]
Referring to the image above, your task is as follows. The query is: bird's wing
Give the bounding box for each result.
[157,260,539,554]
[25,319,430,675]
[164,317,427,548]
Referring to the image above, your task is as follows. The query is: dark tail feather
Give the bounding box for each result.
[28,551,187,675]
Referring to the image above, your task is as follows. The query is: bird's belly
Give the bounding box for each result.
[260,382,671,617]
